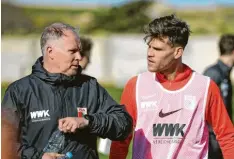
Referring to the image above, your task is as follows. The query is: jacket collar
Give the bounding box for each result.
[32,56,82,85]
[217,60,232,77]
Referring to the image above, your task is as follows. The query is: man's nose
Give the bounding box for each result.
[75,51,82,60]
[147,48,154,56]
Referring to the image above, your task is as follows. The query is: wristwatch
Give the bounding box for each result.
[84,114,94,126]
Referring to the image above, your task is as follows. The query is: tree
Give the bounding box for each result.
[1,2,34,35]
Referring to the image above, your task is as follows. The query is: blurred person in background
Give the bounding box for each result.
[110,14,234,159]
[204,34,234,159]
[1,108,19,159]
[79,36,112,155]
[2,22,132,159]
[79,36,93,70]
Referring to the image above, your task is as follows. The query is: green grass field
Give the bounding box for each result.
[1,82,234,158]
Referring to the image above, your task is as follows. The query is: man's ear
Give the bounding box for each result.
[174,47,184,59]
[46,46,54,60]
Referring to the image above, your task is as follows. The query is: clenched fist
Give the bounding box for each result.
[58,117,89,133]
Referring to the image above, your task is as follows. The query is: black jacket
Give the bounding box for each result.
[204,60,233,120]
[2,57,132,159]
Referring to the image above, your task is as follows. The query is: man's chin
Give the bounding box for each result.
[65,70,78,76]
[147,66,158,73]
[71,70,78,75]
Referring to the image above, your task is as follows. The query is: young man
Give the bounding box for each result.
[110,15,234,159]
[204,34,234,159]
[2,23,132,159]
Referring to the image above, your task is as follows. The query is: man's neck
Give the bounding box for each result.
[160,62,183,81]
[220,56,233,67]
[43,58,59,74]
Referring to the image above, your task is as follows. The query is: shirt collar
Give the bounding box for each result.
[156,64,193,83]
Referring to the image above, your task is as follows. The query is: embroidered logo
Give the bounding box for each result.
[77,108,87,117]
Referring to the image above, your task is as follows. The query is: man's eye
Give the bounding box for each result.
[71,50,77,54]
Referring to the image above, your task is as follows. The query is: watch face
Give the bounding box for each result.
[85,115,93,122]
[84,115,89,120]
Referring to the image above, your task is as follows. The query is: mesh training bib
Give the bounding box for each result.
[133,71,210,159]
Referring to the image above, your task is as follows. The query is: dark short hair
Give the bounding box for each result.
[144,14,191,48]
[219,34,234,55]
[80,36,93,57]
[40,22,78,55]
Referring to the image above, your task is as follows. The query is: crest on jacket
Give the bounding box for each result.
[77,108,87,117]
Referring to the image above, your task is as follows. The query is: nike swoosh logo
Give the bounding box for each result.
[159,108,183,118]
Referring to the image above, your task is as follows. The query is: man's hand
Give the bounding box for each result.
[42,153,64,159]
[58,117,89,133]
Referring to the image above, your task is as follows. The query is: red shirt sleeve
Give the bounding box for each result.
[205,80,234,159]
[109,76,137,159]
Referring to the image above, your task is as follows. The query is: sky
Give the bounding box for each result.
[12,0,234,7]
[13,0,132,6]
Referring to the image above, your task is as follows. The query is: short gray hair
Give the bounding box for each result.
[40,22,79,55]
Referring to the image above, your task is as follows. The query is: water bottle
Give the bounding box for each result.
[98,138,112,155]
[43,129,66,153]
[57,152,73,159]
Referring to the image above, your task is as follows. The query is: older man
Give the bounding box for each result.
[2,23,132,159]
